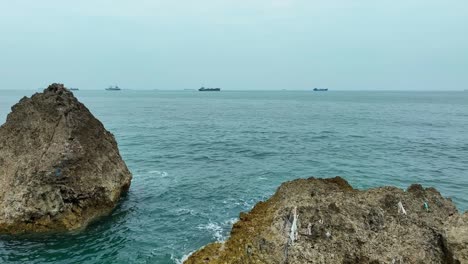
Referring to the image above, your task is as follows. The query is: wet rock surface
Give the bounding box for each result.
[0,83,132,233]
[186,177,468,264]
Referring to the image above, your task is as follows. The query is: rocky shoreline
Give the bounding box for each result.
[185,177,467,264]
[0,85,466,262]
[0,84,132,233]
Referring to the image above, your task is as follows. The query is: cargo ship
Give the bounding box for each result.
[199,87,221,91]
[106,86,121,91]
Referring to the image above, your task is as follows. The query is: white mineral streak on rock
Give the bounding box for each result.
[398,201,407,215]
[289,206,298,243]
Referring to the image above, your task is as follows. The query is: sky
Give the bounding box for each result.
[0,0,467,90]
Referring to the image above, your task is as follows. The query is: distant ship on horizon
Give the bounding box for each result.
[106,85,121,91]
[313,88,328,91]
[199,87,221,92]
[70,88,79,91]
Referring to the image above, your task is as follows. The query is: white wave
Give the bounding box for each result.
[232,198,255,208]
[196,218,239,244]
[225,218,238,226]
[173,219,238,263]
[171,250,196,264]
[148,170,168,177]
[197,221,224,242]
[175,208,196,216]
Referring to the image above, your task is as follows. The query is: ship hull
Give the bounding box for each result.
[199,88,221,91]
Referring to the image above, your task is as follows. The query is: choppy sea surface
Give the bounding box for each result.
[0,90,467,263]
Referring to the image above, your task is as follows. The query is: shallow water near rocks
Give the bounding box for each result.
[0,90,467,263]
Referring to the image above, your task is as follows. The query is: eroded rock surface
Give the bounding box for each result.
[0,83,132,233]
[186,177,467,264]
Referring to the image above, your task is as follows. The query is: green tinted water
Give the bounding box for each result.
[0,90,467,263]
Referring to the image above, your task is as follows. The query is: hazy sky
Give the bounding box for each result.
[0,0,467,90]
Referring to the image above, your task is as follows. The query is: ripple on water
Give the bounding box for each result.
[0,91,467,263]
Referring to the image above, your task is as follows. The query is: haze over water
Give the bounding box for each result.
[1,1,468,90]
[0,89,467,263]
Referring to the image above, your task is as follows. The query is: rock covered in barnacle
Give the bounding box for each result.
[0,83,132,233]
[185,177,468,264]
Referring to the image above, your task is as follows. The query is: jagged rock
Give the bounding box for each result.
[185,177,468,264]
[0,83,132,233]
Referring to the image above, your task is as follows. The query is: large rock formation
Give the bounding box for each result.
[186,177,468,264]
[0,83,132,233]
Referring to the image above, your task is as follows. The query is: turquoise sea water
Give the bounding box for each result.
[0,90,467,263]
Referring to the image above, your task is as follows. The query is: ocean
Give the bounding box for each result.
[0,90,467,263]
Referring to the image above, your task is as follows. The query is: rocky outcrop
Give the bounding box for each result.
[186,177,468,264]
[0,83,132,233]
